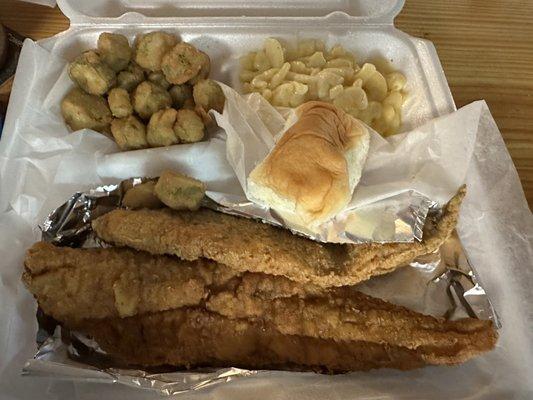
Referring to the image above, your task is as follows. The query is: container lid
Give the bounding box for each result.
[57,0,405,24]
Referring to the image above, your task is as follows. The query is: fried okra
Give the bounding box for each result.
[61,88,112,132]
[117,62,145,92]
[161,43,204,84]
[173,109,205,143]
[68,50,116,96]
[147,108,179,147]
[110,115,147,150]
[192,79,225,113]
[97,32,132,72]
[147,71,171,90]
[168,84,193,108]
[122,181,162,209]
[188,50,211,85]
[154,170,206,210]
[108,88,133,118]
[183,98,196,110]
[132,81,172,120]
[134,32,177,72]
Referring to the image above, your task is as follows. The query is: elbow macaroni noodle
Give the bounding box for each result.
[239,38,407,136]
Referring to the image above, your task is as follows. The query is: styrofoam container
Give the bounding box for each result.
[19,0,456,136]
[2,1,532,399]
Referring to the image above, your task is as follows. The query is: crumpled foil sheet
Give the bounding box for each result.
[207,188,433,244]
[23,179,501,396]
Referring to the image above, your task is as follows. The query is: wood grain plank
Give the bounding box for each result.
[0,0,531,208]
[0,1,68,40]
[396,0,533,208]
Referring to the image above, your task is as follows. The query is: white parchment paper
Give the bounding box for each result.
[212,83,477,242]
[215,83,476,208]
[0,39,532,399]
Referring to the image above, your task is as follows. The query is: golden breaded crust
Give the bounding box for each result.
[81,308,428,371]
[92,188,465,287]
[207,286,497,365]
[23,242,227,321]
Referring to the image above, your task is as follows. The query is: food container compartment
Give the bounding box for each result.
[4,0,455,154]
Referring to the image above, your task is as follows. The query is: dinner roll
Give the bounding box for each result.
[247,101,369,227]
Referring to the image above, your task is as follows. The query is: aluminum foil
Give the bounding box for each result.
[22,179,500,396]
[207,189,433,244]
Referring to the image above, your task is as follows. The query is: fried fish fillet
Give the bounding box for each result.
[80,308,428,371]
[80,307,494,371]
[206,288,497,365]
[23,242,232,322]
[23,241,496,367]
[92,187,465,288]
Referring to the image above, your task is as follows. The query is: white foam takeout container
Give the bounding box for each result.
[12,0,457,136]
[0,1,532,399]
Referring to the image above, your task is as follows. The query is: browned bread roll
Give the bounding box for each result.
[247,101,369,227]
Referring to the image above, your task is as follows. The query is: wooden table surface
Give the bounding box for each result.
[0,0,532,208]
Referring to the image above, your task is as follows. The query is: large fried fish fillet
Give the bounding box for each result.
[81,308,429,371]
[92,188,465,287]
[23,242,229,321]
[80,306,495,371]
[206,287,496,365]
